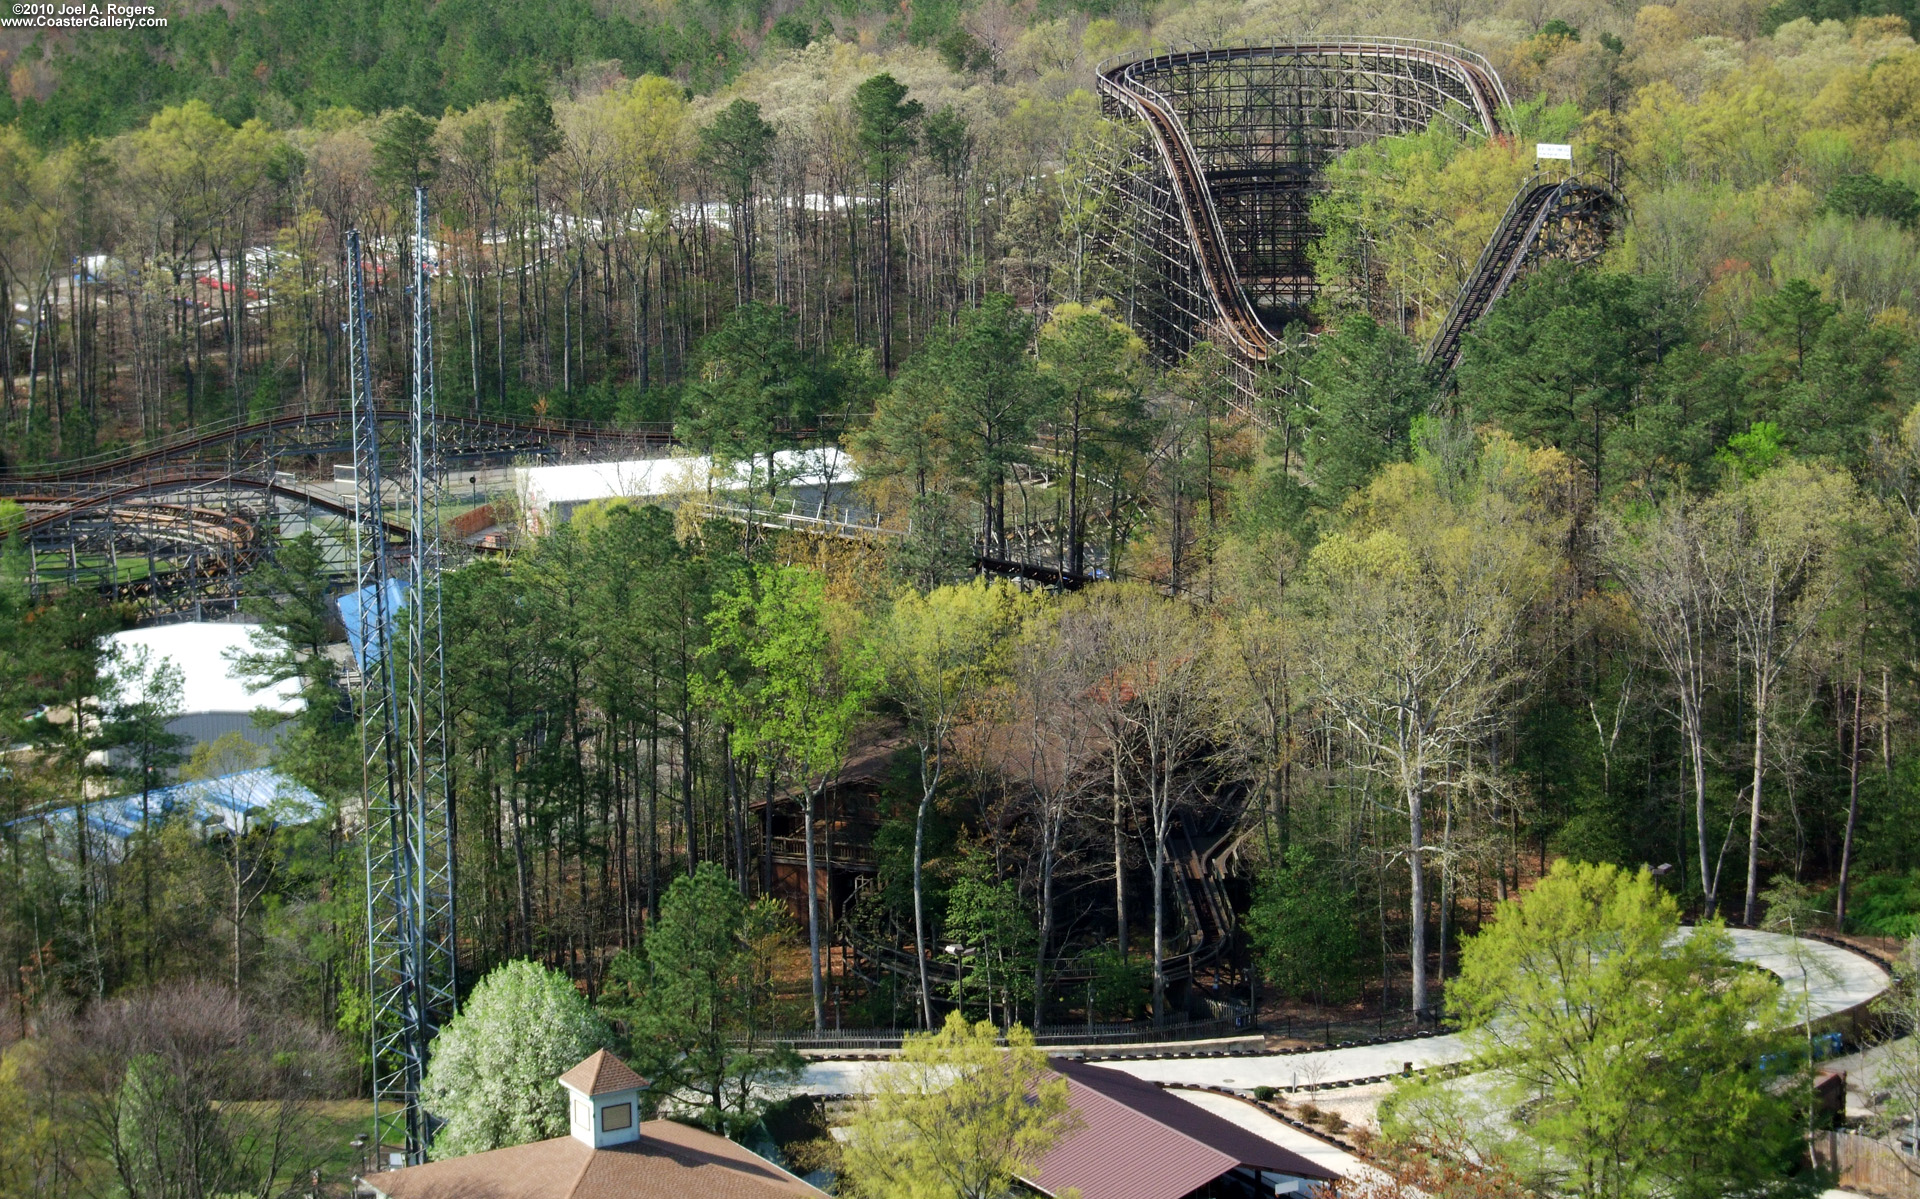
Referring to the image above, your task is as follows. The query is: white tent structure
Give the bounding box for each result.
[512,448,858,532]
[103,622,304,758]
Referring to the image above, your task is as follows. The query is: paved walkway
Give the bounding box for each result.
[792,930,1889,1097]
[1164,1088,1380,1182]
[1100,929,1893,1093]
[1713,928,1889,1021]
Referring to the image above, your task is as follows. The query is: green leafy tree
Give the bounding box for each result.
[857,361,949,502]
[422,959,612,1158]
[102,647,188,811]
[1822,173,1920,227]
[931,294,1050,557]
[700,100,776,304]
[1244,847,1366,1008]
[1741,280,1913,468]
[942,852,1038,1026]
[25,593,120,995]
[1745,279,1836,386]
[505,91,561,167]
[676,301,819,506]
[852,73,923,375]
[923,105,971,178]
[1295,314,1432,505]
[1459,266,1684,498]
[1301,436,1560,1018]
[0,501,27,612]
[1084,948,1148,1021]
[877,580,1023,1028]
[1383,861,1802,1199]
[697,565,877,1031]
[372,107,440,197]
[608,862,801,1136]
[100,647,187,988]
[891,493,977,592]
[229,531,355,803]
[1037,300,1148,577]
[841,1013,1077,1199]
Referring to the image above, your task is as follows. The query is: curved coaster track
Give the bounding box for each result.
[0,407,670,486]
[1424,171,1624,372]
[1095,41,1622,398]
[0,409,672,613]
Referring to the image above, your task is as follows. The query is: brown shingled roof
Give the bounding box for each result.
[557,1049,647,1097]
[365,1121,826,1199]
[1025,1058,1337,1199]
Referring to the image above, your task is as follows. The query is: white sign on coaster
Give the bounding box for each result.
[1536,143,1574,160]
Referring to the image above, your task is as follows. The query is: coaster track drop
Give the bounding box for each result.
[1095,41,1623,399]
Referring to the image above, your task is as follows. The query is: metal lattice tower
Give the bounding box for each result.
[348,189,457,1168]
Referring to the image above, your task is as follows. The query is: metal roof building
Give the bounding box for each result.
[12,768,324,857]
[512,449,857,532]
[1027,1058,1338,1199]
[364,1051,826,1199]
[103,622,305,757]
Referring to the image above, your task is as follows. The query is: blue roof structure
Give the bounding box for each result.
[13,768,325,846]
[337,578,412,671]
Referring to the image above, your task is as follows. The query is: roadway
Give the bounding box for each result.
[793,929,1890,1096]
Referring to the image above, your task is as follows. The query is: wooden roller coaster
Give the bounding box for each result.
[1095,40,1623,396]
[0,408,671,612]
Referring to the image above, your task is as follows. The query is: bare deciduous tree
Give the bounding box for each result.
[41,981,346,1199]
[1600,500,1729,913]
[1304,443,1559,1017]
[1698,462,1854,925]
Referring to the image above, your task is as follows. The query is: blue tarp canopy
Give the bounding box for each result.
[336,578,410,671]
[8,768,325,846]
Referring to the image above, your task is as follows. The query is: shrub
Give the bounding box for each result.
[1847,871,1920,938]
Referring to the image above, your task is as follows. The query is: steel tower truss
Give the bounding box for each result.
[349,189,457,1168]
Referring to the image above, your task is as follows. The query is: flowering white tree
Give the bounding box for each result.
[421,959,611,1159]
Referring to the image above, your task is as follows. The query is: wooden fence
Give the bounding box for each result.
[1813,1129,1920,1196]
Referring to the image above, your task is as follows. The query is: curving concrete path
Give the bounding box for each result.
[792,930,1889,1097]
[789,932,1892,1191]
[1102,929,1891,1094]
[1714,928,1889,1021]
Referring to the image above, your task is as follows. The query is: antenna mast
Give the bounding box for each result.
[348,190,457,1169]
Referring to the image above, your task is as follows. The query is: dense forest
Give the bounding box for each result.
[3,0,1920,1189]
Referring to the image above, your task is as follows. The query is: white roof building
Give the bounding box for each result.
[101,623,305,761]
[513,449,857,532]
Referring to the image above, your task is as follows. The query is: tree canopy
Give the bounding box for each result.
[421,959,612,1159]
